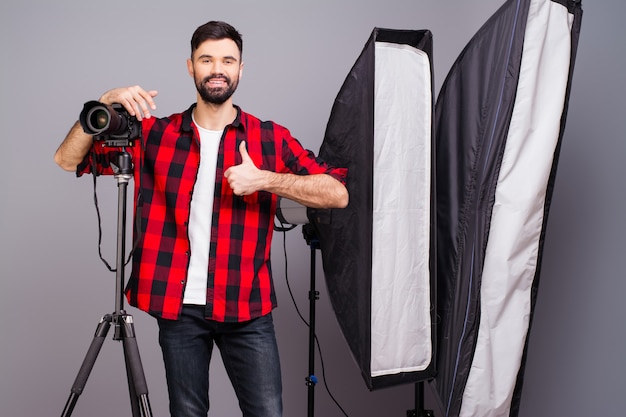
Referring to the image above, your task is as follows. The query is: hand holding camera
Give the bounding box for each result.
[79,86,158,146]
[100,86,158,121]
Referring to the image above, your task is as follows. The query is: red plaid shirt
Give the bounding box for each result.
[77,104,347,322]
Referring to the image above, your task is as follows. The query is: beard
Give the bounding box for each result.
[195,73,239,105]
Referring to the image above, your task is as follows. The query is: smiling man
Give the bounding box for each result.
[54,20,348,417]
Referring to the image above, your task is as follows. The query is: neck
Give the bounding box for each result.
[193,98,237,131]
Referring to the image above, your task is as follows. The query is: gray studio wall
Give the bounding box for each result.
[1,1,624,416]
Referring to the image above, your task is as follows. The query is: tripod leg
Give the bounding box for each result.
[124,347,142,417]
[119,314,153,417]
[61,315,112,417]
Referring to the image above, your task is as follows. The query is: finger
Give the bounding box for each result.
[109,89,142,119]
[138,88,158,110]
[130,86,157,119]
[118,96,141,119]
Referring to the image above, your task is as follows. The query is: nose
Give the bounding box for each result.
[211,61,222,73]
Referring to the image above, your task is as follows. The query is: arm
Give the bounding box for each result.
[54,86,158,172]
[224,141,349,209]
[54,121,94,172]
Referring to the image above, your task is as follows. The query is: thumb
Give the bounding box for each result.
[239,141,252,163]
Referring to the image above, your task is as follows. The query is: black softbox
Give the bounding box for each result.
[433,1,582,416]
[309,28,437,390]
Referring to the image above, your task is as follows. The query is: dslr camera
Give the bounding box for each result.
[79,100,142,146]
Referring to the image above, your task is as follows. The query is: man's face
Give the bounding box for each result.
[188,38,243,105]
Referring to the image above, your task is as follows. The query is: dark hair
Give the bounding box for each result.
[191,21,243,59]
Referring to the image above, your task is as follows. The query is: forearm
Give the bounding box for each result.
[54,121,93,172]
[262,171,348,209]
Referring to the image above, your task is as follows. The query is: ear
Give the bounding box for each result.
[239,62,244,80]
[187,58,194,78]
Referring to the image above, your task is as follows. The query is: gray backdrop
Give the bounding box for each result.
[1,1,624,416]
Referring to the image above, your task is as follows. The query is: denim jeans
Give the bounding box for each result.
[156,306,283,417]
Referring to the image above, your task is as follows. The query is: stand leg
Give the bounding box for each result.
[61,316,112,417]
[124,349,141,417]
[118,314,153,417]
[406,381,434,417]
[307,242,319,417]
[303,224,320,417]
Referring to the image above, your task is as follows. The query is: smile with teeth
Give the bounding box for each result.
[208,77,227,87]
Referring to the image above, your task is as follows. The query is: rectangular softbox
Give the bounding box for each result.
[309,28,437,390]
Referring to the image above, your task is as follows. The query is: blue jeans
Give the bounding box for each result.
[156,306,283,417]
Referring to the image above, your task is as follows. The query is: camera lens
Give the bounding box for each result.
[79,100,140,141]
[88,107,111,131]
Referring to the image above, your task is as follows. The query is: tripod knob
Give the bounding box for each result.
[305,375,318,386]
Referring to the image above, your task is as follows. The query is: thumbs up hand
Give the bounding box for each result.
[224,141,264,196]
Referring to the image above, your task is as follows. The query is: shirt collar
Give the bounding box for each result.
[181,103,244,133]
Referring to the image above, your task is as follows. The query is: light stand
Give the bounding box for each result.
[302,223,320,417]
[406,381,434,417]
[275,199,322,416]
[60,149,153,417]
[278,199,437,417]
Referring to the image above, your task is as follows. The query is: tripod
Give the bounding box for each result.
[61,149,153,417]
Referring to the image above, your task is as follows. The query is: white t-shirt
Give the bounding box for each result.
[183,117,223,305]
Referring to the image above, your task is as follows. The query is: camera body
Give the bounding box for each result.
[79,100,142,146]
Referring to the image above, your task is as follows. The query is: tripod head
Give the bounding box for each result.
[108,149,133,181]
